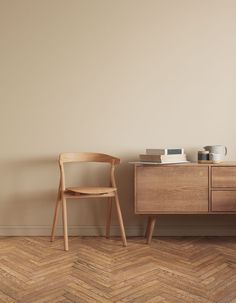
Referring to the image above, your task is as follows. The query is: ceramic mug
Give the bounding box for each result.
[204,145,227,156]
[209,152,223,163]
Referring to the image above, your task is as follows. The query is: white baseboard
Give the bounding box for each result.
[0,225,236,236]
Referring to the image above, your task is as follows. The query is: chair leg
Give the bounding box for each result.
[106,197,112,239]
[114,193,127,247]
[51,189,61,242]
[146,216,156,245]
[62,197,69,251]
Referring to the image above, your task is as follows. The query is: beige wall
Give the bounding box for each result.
[1,0,236,236]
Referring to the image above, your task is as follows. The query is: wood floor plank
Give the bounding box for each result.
[0,236,236,302]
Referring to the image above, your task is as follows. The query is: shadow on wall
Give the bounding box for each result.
[0,154,140,228]
[0,156,58,226]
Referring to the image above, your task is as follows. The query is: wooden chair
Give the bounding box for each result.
[51,152,127,251]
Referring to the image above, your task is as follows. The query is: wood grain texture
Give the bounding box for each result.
[66,186,117,195]
[212,167,236,188]
[133,162,236,167]
[212,191,236,211]
[146,216,156,244]
[1,236,236,303]
[135,166,209,213]
[59,152,120,164]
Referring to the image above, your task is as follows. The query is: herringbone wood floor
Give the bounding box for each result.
[0,237,236,303]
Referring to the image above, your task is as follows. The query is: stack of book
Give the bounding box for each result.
[139,148,188,164]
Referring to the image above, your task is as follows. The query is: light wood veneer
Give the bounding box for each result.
[135,166,208,213]
[212,191,236,211]
[212,167,236,188]
[134,162,236,243]
[1,236,236,302]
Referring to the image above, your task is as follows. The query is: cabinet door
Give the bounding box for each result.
[212,191,236,211]
[135,166,209,213]
[212,167,236,188]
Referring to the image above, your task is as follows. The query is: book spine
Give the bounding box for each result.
[161,154,187,162]
[139,154,187,162]
[146,148,184,155]
[146,149,165,155]
[139,154,161,162]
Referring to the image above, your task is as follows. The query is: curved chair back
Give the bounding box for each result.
[59,152,120,165]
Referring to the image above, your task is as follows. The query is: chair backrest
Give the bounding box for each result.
[58,152,120,190]
[59,152,120,165]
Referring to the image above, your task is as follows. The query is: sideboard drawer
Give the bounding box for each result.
[135,166,208,213]
[212,167,236,188]
[212,191,236,211]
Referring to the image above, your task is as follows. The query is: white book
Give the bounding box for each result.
[129,161,190,165]
[146,148,184,155]
[140,154,186,162]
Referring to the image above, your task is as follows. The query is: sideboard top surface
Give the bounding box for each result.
[133,161,236,167]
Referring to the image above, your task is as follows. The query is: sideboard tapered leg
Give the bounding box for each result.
[146,216,156,244]
[145,216,151,239]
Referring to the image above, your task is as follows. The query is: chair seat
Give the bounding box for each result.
[65,186,117,195]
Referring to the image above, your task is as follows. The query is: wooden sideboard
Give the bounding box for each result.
[134,162,236,243]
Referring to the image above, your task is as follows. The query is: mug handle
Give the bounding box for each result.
[225,146,227,155]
